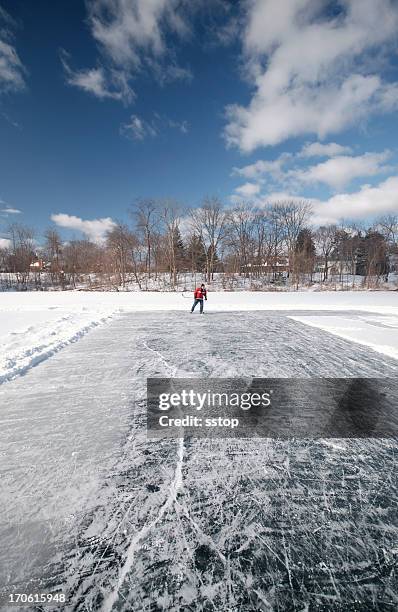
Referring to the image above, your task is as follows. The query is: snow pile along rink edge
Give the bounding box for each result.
[289,314,398,361]
[0,307,116,384]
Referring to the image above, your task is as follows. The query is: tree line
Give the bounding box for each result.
[0,198,397,290]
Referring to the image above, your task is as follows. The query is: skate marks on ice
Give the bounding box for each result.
[107,438,398,612]
[0,311,397,611]
[0,315,136,607]
[74,312,398,611]
[131,309,398,378]
[0,314,198,611]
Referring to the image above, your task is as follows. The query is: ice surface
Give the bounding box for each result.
[0,311,397,611]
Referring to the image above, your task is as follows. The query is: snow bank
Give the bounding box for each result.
[290,314,398,361]
[1,291,397,383]
[0,303,115,384]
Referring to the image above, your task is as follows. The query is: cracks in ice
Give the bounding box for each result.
[177,499,227,566]
[141,340,179,377]
[101,338,191,610]
[102,437,185,612]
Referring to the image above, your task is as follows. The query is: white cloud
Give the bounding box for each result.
[66,66,109,98]
[88,0,189,66]
[293,151,393,190]
[0,198,22,215]
[51,213,116,243]
[312,176,398,225]
[0,7,26,93]
[1,206,22,214]
[378,82,398,111]
[253,177,398,225]
[232,153,291,180]
[232,146,394,192]
[121,113,189,140]
[234,182,261,198]
[64,0,193,102]
[60,52,135,103]
[120,114,157,140]
[0,237,11,248]
[1,110,21,128]
[225,0,398,152]
[232,143,355,182]
[299,142,353,158]
[168,118,189,134]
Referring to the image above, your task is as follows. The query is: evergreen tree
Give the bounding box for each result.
[207,244,222,275]
[360,231,388,277]
[172,227,186,271]
[187,233,206,272]
[295,228,316,259]
[294,228,316,281]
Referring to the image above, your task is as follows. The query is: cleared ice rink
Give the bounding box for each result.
[1,307,397,610]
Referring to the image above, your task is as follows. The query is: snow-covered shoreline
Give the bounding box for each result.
[1,289,398,314]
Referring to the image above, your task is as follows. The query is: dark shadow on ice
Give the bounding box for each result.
[326,378,379,437]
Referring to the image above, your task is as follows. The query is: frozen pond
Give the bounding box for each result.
[0,311,397,611]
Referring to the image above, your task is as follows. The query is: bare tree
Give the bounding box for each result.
[44,228,63,286]
[131,199,158,278]
[190,197,226,282]
[262,204,287,279]
[375,214,398,245]
[273,201,312,285]
[0,244,12,290]
[161,201,182,288]
[314,225,337,281]
[362,231,388,288]
[63,241,80,288]
[62,239,105,288]
[0,245,9,271]
[106,223,137,288]
[226,203,255,277]
[8,223,36,288]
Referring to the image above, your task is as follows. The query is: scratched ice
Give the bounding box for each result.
[0,311,397,611]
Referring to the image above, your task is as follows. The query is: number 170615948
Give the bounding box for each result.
[8,593,66,605]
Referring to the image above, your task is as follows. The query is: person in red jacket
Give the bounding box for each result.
[191,284,207,313]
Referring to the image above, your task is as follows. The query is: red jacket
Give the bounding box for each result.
[194,287,207,299]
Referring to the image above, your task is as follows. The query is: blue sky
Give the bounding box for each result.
[1,0,398,244]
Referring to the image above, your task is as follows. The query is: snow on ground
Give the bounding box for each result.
[2,271,398,292]
[1,291,397,384]
[290,314,398,361]
[0,306,115,384]
[1,289,398,315]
